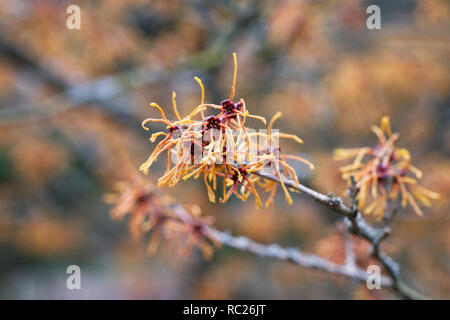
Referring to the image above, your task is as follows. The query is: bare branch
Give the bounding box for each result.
[255,171,430,300]
[169,204,393,287]
[207,227,393,287]
[343,230,357,272]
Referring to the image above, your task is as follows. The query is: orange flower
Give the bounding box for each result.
[140,53,314,207]
[334,117,440,219]
[105,178,218,258]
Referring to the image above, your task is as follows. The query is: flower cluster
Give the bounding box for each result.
[334,117,440,219]
[140,53,314,207]
[104,177,218,258]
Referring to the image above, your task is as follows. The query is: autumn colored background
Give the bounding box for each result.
[0,0,448,299]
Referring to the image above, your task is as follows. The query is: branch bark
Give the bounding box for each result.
[207,227,393,287]
[170,204,393,287]
[255,171,430,300]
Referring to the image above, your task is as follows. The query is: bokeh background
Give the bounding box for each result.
[0,0,448,299]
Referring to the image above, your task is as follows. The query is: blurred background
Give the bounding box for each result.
[0,0,448,299]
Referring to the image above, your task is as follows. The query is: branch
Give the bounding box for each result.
[170,204,392,287]
[0,29,70,90]
[343,230,357,272]
[0,5,259,128]
[0,65,167,127]
[207,227,393,287]
[255,171,430,300]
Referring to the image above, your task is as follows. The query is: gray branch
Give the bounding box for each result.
[207,228,393,287]
[256,171,430,300]
[171,204,393,289]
